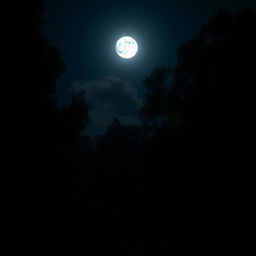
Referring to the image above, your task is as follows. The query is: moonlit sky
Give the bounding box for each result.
[43,0,256,136]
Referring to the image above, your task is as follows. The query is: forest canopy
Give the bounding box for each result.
[6,2,255,251]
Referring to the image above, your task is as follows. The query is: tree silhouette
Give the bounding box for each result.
[7,1,256,250]
[141,9,256,128]
[139,9,256,248]
[6,1,91,247]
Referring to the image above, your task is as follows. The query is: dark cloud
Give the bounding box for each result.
[72,76,141,136]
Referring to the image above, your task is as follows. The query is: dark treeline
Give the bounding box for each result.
[6,1,255,252]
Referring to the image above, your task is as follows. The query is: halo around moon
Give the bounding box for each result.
[116,36,138,59]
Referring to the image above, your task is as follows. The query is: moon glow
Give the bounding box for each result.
[116,36,138,59]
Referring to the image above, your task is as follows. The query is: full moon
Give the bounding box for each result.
[116,36,138,59]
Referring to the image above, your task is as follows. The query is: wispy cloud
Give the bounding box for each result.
[72,76,141,136]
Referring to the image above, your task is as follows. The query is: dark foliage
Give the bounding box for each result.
[138,8,256,249]
[6,2,255,253]
[6,0,91,249]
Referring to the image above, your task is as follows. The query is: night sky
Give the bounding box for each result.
[43,0,256,136]
[8,0,256,250]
